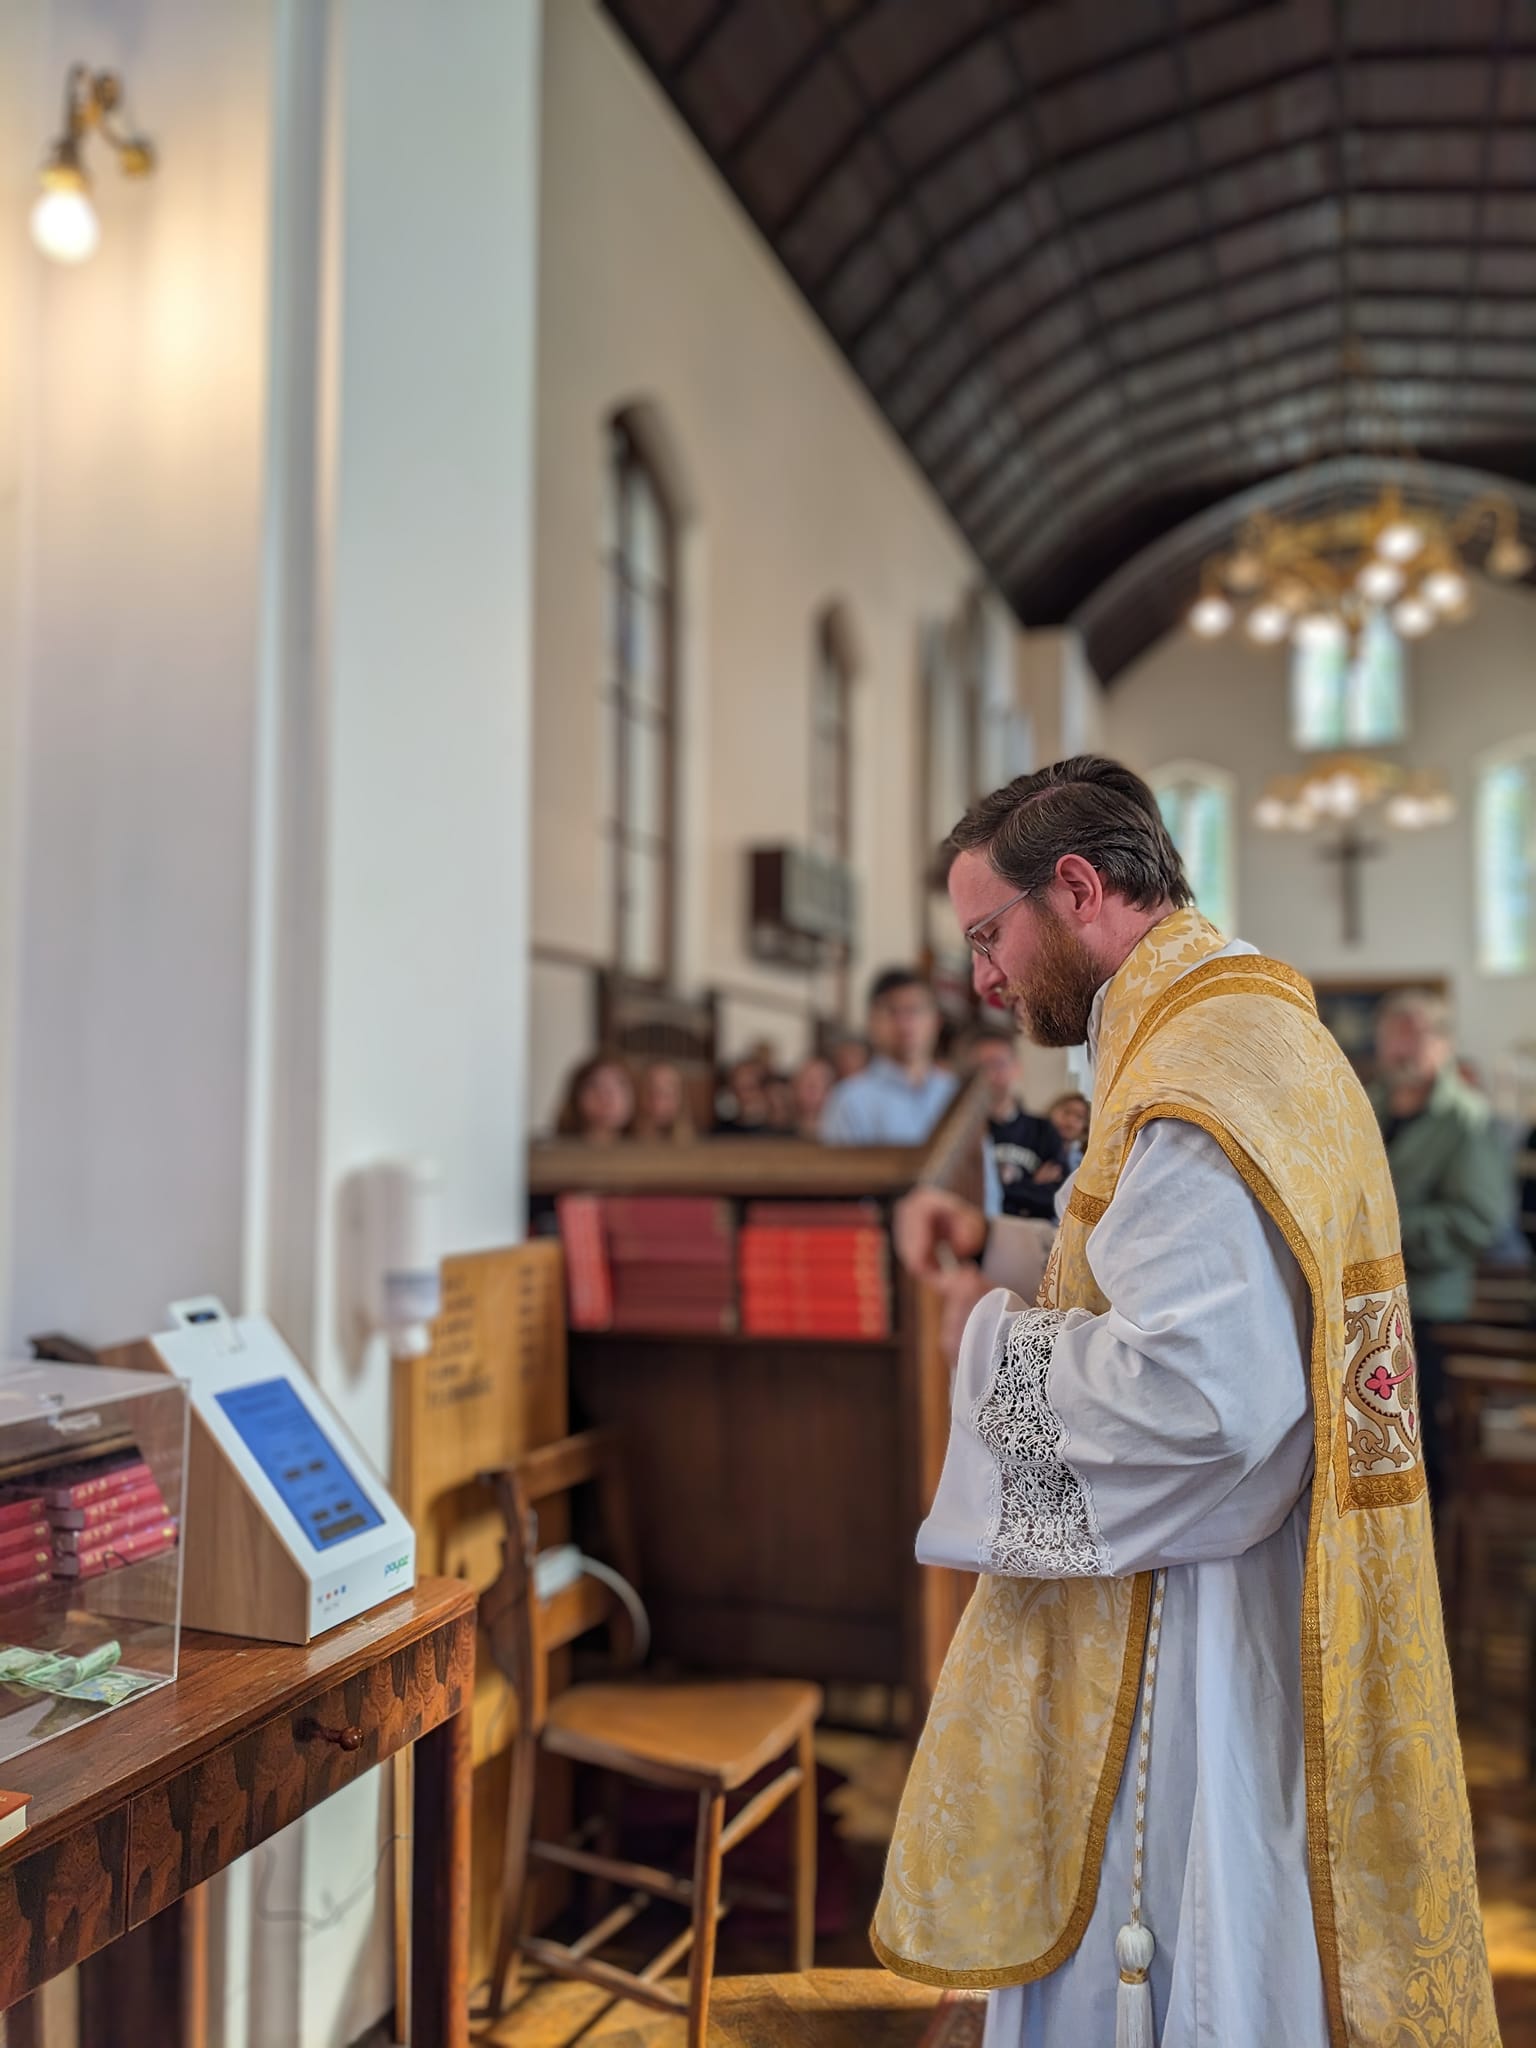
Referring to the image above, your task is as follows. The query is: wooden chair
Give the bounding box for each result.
[479,1428,822,2041]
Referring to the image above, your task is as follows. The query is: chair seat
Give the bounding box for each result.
[541,1678,823,1791]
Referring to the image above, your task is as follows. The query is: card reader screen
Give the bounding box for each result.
[214,1378,385,1552]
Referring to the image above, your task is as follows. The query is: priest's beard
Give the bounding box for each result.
[1003,904,1105,1048]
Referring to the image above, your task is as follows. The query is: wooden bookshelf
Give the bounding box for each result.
[527,1088,988,1723]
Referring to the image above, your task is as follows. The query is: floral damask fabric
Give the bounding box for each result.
[874,909,1496,2046]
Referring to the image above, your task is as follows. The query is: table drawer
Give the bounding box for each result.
[127,1613,473,1924]
[0,1811,126,2006]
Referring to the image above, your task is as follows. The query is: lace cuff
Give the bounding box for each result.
[971,1308,1113,1577]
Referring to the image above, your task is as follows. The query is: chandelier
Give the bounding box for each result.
[1254,756,1455,834]
[1254,755,1455,944]
[1186,487,1532,651]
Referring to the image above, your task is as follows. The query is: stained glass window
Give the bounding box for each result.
[1477,746,1536,976]
[1153,764,1235,934]
[1290,614,1406,749]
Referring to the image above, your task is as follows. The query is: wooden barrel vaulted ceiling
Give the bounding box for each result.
[600,0,1536,678]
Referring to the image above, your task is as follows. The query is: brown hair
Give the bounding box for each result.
[632,1060,696,1143]
[555,1055,633,1138]
[948,756,1193,912]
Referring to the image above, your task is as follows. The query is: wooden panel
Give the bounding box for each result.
[0,1812,125,2006]
[529,1138,928,1198]
[126,1610,473,1923]
[390,1242,571,1990]
[570,1335,907,1684]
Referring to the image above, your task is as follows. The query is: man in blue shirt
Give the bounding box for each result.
[821,968,954,1146]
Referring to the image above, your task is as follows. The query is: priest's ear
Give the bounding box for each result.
[1049,853,1105,925]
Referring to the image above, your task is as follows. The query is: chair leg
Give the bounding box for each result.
[487,1731,539,2018]
[686,1789,726,2048]
[791,1726,818,1973]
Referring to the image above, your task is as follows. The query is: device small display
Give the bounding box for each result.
[214,1378,384,1554]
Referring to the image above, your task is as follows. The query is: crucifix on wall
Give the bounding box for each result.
[1318,824,1383,945]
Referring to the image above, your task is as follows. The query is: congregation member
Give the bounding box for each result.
[821,969,956,1146]
[631,1059,695,1142]
[789,1054,836,1139]
[1372,991,1512,1499]
[872,755,1494,2048]
[1047,1089,1091,1171]
[963,1025,1065,1221]
[554,1055,635,1144]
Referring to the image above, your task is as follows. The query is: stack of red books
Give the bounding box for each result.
[0,1496,50,1605]
[556,1195,737,1333]
[739,1201,891,1338]
[2,1454,179,1583]
[606,1197,736,1333]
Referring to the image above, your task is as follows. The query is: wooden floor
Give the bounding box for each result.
[484,1673,1536,2048]
[476,1972,981,2048]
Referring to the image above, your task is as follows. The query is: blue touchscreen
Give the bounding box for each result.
[215,1377,384,1552]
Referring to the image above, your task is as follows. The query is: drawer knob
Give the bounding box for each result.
[305,1718,364,1752]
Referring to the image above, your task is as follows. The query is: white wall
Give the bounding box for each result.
[1104,581,1536,1077]
[0,0,273,1355]
[0,3,542,2042]
[529,0,989,1129]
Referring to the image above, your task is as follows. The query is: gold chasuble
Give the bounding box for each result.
[872,911,1497,2048]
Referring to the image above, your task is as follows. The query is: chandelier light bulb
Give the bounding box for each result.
[1188,593,1234,638]
[1357,559,1405,604]
[1375,520,1425,564]
[1254,796,1289,831]
[1392,595,1436,638]
[1293,612,1346,650]
[1225,548,1264,593]
[1488,534,1533,580]
[1245,602,1290,645]
[1422,569,1469,614]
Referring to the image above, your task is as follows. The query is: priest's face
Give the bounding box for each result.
[949,850,1106,1048]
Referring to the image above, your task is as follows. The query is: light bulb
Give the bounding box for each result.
[1245,602,1290,645]
[1293,612,1345,650]
[1188,593,1234,637]
[1225,548,1264,592]
[1254,796,1289,830]
[1488,534,1533,580]
[31,168,98,264]
[1375,520,1425,564]
[1357,559,1405,603]
[1422,568,1468,613]
[1392,595,1435,638]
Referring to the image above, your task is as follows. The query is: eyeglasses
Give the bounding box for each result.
[962,887,1034,963]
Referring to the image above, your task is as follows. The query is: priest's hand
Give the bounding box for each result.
[933,1260,997,1362]
[894,1186,987,1279]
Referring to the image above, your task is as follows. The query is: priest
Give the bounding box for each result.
[872,755,1497,2048]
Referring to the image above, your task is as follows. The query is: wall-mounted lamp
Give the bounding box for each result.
[31,66,155,265]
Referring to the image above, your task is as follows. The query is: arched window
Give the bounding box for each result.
[1151,761,1236,934]
[811,607,857,865]
[604,416,677,982]
[1290,613,1406,750]
[1477,737,1536,976]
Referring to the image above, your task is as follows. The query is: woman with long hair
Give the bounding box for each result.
[555,1055,635,1143]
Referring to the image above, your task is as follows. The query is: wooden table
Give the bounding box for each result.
[0,1576,475,2047]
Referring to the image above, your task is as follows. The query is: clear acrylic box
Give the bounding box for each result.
[0,1361,187,1765]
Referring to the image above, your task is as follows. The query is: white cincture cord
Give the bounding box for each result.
[1115,1568,1167,2048]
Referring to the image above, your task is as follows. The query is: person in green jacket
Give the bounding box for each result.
[1371,990,1513,1500]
